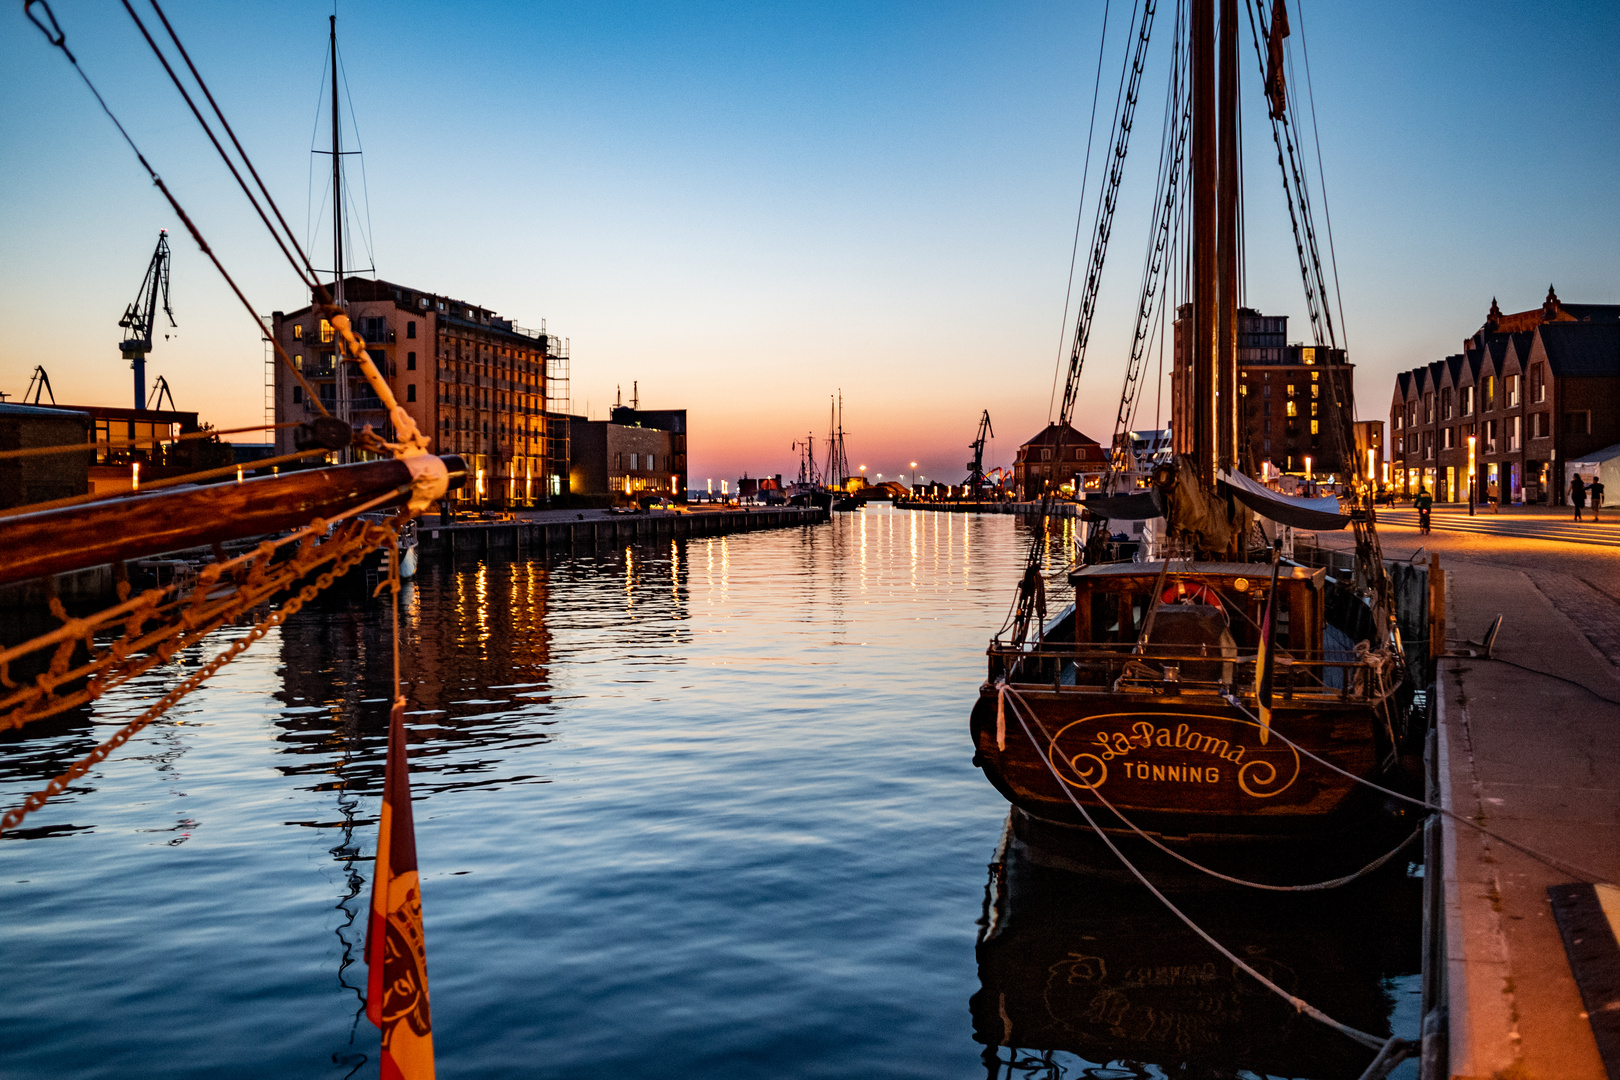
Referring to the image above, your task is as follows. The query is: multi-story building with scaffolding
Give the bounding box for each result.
[269,276,571,507]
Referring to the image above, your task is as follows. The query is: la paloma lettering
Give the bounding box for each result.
[1088,721,1246,765]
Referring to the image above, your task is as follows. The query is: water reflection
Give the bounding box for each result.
[972,817,1422,1079]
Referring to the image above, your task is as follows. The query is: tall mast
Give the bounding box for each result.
[1190,0,1217,486]
[330,15,343,310]
[1216,0,1239,474]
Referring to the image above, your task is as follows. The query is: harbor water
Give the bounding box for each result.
[0,506,1419,1078]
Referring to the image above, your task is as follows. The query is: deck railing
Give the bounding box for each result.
[988,639,1391,703]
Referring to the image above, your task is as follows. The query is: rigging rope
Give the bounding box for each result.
[1049,0,1117,424]
[22,0,331,418]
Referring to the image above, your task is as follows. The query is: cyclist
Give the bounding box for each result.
[1414,486,1433,535]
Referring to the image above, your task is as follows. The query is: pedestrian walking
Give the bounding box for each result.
[1414,486,1433,534]
[1486,479,1499,514]
[1571,474,1587,521]
[1592,478,1605,522]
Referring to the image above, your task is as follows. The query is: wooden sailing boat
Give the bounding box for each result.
[970,0,1411,846]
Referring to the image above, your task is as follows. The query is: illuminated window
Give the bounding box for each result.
[1302,348,1316,364]
[319,319,334,343]
[1287,401,1298,417]
[293,324,303,340]
[1287,384,1296,396]
[1311,402,1318,416]
[294,354,303,370]
[1311,384,1319,399]
[1311,420,1319,434]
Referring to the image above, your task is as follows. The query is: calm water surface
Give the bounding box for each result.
[0,507,1417,1078]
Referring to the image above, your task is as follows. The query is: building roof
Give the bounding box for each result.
[1539,323,1620,378]
[1019,422,1102,448]
[0,403,90,419]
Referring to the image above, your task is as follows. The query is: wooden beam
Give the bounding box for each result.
[0,455,465,587]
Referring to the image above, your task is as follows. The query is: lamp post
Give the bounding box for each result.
[1304,455,1313,496]
[1467,434,1477,516]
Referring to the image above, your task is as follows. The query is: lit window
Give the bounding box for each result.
[319,319,334,344]
[1287,401,1298,417]
[1287,384,1296,396]
[1302,348,1316,364]
[294,354,303,370]
[293,324,303,340]
[1311,420,1319,434]
[1311,385,1319,399]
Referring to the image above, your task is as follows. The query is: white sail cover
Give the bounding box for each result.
[1217,469,1349,530]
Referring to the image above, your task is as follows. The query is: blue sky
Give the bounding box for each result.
[1,1,1615,484]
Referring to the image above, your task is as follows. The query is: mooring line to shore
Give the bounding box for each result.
[1218,693,1605,883]
[998,685,1414,1072]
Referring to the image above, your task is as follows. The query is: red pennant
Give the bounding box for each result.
[365,699,435,1080]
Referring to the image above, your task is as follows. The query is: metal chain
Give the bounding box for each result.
[1,531,384,834]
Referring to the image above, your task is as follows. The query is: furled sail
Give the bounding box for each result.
[1217,468,1349,531]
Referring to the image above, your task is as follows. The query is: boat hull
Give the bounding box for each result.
[970,686,1393,840]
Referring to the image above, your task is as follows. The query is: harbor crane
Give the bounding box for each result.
[965,410,993,495]
[24,365,56,405]
[118,231,176,410]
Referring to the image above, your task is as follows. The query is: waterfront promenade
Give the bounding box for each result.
[1324,515,1620,1078]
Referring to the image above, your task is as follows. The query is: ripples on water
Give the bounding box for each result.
[0,507,1416,1078]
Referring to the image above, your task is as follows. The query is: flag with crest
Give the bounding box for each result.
[366,699,435,1080]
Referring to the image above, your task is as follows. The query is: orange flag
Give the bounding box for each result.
[366,699,436,1080]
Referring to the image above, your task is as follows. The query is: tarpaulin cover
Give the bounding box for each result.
[1217,469,1349,530]
[1080,490,1163,521]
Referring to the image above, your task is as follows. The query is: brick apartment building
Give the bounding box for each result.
[1172,305,1357,476]
[271,277,570,507]
[1012,423,1107,499]
[1389,288,1620,503]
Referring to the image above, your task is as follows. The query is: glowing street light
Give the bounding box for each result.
[1467,434,1477,516]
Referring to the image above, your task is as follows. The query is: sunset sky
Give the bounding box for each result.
[2,1,1615,486]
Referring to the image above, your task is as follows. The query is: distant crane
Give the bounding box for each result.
[25,365,56,405]
[147,375,177,412]
[965,410,994,495]
[118,231,176,411]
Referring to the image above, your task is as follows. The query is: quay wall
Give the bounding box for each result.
[418,506,828,558]
[892,500,1080,516]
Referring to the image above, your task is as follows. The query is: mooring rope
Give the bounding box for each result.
[996,684,1412,1066]
[1218,693,1605,883]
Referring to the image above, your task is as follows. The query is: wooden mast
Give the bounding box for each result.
[1216,0,1240,475]
[1189,0,1217,487]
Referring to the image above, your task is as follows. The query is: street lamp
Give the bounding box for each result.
[1304,455,1312,495]
[1467,434,1477,516]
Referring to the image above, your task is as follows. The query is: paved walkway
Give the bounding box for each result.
[1318,521,1620,1077]
[1437,561,1620,1078]
[1378,508,1620,549]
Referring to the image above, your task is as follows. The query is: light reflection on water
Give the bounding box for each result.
[0,507,1413,1078]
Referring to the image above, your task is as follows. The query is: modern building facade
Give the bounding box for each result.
[1172,305,1357,476]
[568,420,681,501]
[271,276,568,507]
[1388,288,1620,503]
[1012,423,1107,499]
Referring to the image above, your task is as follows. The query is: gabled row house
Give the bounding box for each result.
[1389,288,1620,504]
